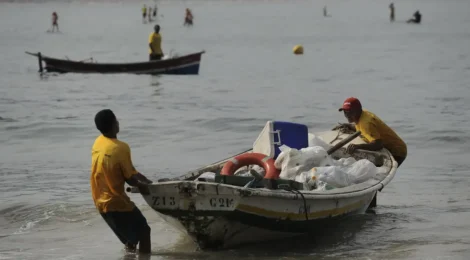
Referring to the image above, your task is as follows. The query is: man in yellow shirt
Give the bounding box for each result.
[149,25,164,61]
[338,97,407,167]
[91,109,153,254]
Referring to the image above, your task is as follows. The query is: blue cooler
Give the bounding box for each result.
[252,121,309,159]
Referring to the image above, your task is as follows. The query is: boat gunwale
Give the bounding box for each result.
[145,149,397,200]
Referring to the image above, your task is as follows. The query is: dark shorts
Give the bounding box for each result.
[149,53,162,61]
[100,207,150,246]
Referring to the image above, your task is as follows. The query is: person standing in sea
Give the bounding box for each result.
[90,109,153,254]
[51,12,59,32]
[389,3,395,22]
[149,25,164,60]
[142,5,147,23]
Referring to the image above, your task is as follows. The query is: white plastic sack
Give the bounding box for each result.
[314,159,377,188]
[294,170,321,190]
[274,144,378,189]
[338,157,357,166]
[314,166,351,188]
[294,171,310,183]
[308,134,332,150]
[275,145,329,180]
[342,159,377,184]
[274,145,302,180]
[322,156,357,167]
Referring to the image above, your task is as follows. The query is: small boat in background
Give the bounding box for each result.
[25,51,205,75]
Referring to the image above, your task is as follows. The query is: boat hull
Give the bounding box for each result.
[26,51,204,75]
[141,181,376,249]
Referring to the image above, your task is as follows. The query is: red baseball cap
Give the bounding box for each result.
[338,97,362,111]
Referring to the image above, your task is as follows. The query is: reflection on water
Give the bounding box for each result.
[150,75,161,87]
[150,75,163,96]
[152,86,163,97]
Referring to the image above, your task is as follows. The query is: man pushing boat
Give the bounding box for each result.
[90,109,153,254]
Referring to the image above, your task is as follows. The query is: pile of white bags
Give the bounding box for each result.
[196,135,381,190]
[274,134,379,190]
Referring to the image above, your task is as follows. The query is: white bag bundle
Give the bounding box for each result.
[308,134,332,150]
[275,145,329,180]
[314,159,377,188]
[314,166,351,188]
[342,159,377,184]
[274,144,378,187]
[274,145,304,180]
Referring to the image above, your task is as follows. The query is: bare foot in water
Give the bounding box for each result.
[125,243,137,253]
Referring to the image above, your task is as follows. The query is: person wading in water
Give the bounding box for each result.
[148,24,164,61]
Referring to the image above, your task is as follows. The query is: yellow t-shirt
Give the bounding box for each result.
[148,32,163,55]
[355,110,407,158]
[90,135,138,213]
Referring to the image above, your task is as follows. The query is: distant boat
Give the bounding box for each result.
[25,51,205,75]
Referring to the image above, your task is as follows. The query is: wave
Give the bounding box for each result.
[0,116,16,122]
[0,202,96,235]
[428,136,467,144]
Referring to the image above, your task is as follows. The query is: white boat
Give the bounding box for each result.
[128,121,398,249]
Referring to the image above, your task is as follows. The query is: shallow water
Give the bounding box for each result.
[1,0,470,259]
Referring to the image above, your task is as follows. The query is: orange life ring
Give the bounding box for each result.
[220,152,280,179]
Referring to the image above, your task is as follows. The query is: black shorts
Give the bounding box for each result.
[100,207,150,246]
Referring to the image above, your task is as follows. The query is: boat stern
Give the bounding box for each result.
[138,181,243,248]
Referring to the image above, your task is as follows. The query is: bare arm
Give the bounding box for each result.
[119,144,152,193]
[125,172,152,187]
[346,120,384,154]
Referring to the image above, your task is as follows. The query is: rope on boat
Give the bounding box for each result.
[329,123,357,144]
[281,186,309,221]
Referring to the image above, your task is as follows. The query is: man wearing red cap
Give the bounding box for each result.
[338,97,407,167]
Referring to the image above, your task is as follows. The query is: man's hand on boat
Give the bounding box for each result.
[125,172,153,195]
[346,140,384,155]
[346,144,359,154]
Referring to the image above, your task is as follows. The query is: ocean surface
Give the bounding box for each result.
[1,0,470,259]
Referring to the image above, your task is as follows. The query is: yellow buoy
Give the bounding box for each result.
[293,45,304,55]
